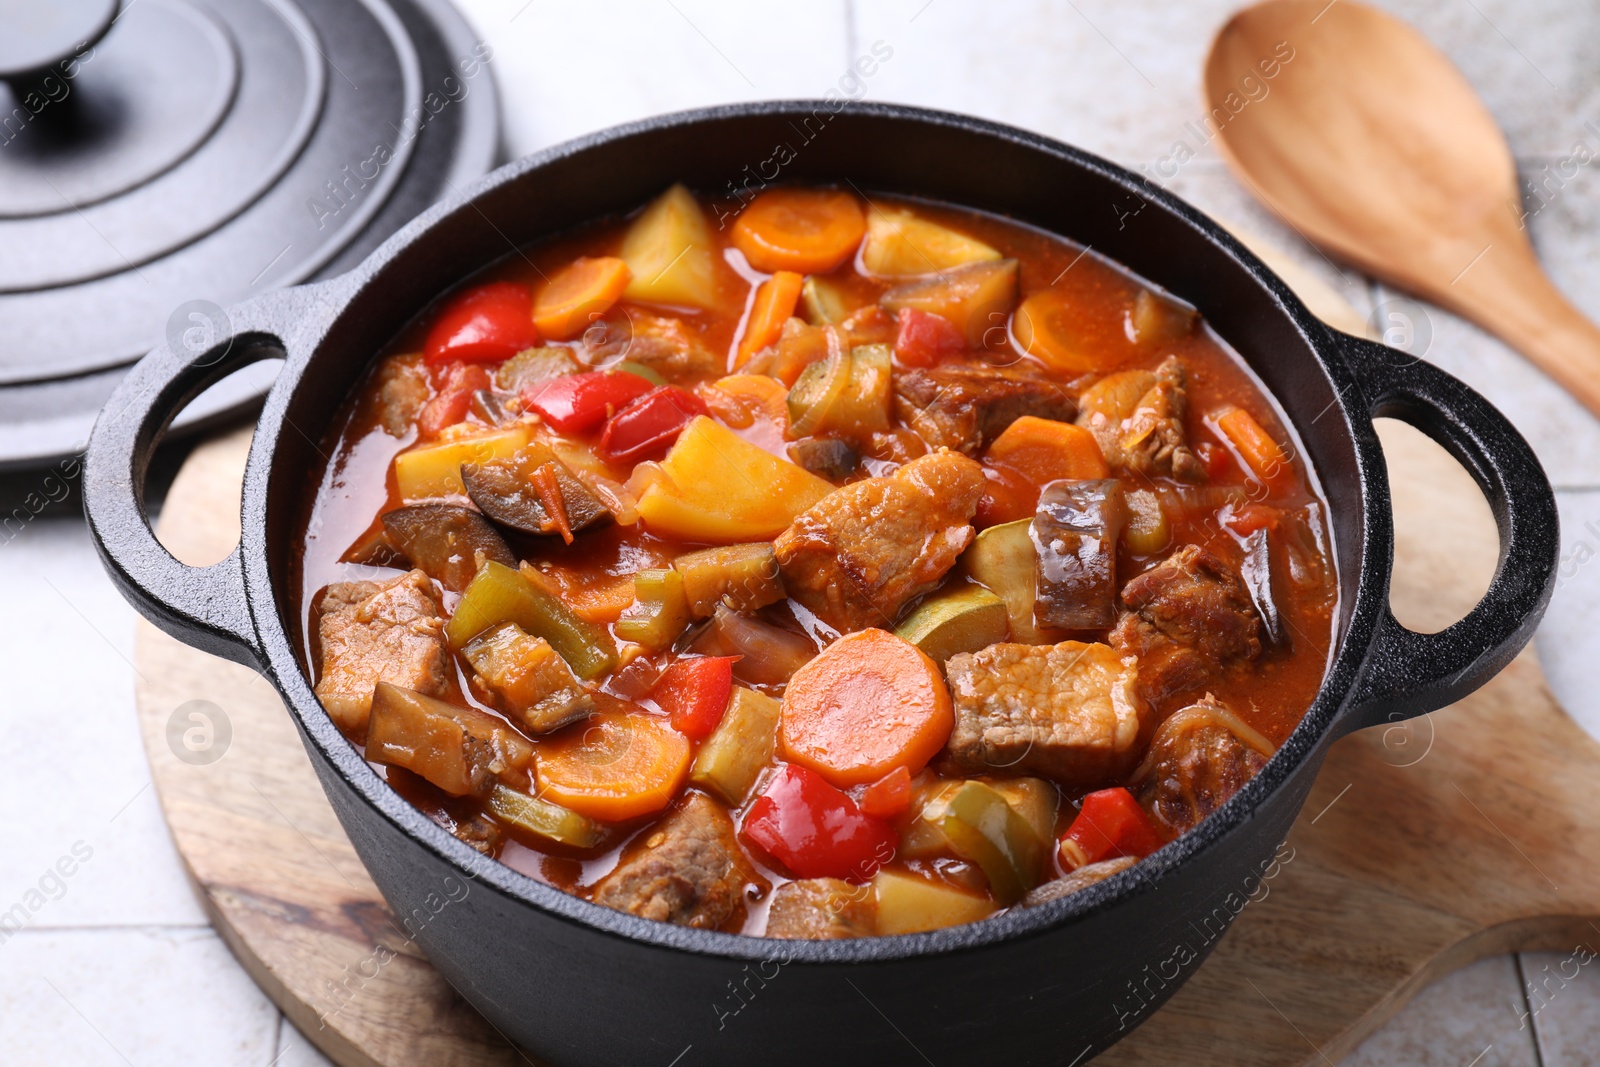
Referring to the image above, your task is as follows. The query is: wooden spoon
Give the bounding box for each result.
[1205,0,1600,416]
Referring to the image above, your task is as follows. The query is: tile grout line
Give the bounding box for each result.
[1514,953,1548,1067]
[0,922,218,935]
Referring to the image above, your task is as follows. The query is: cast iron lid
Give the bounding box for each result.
[0,0,499,469]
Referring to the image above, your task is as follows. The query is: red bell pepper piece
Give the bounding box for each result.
[741,765,897,882]
[1196,439,1232,481]
[423,282,539,365]
[652,656,737,740]
[893,308,966,368]
[598,386,709,464]
[857,766,912,820]
[1221,502,1281,537]
[1058,787,1164,870]
[416,363,491,437]
[523,370,655,433]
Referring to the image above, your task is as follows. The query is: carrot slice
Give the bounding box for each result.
[985,416,1109,485]
[735,271,804,367]
[1214,406,1291,484]
[534,712,691,821]
[1012,289,1133,374]
[731,189,866,274]
[532,256,632,341]
[779,629,953,788]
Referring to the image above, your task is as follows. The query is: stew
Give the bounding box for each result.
[293,184,1336,939]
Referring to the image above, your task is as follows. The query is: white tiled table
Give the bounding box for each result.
[3,1,1598,1063]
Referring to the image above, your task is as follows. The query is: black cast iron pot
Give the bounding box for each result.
[84,102,1559,1066]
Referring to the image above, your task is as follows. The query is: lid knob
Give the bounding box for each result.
[0,0,119,87]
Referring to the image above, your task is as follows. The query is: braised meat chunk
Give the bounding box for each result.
[1122,357,1205,483]
[314,570,449,739]
[944,641,1150,787]
[372,354,431,437]
[1110,544,1261,705]
[765,878,876,940]
[1132,695,1275,835]
[589,310,719,377]
[593,793,767,929]
[893,363,1076,455]
[775,450,985,631]
[788,436,860,482]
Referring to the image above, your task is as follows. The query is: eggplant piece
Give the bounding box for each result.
[469,389,520,427]
[1240,528,1287,648]
[496,346,581,394]
[461,443,611,540]
[673,543,785,617]
[787,437,859,482]
[381,504,515,593]
[462,622,593,735]
[366,682,533,797]
[1030,479,1128,630]
[340,526,406,569]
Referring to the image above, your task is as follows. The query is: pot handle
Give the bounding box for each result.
[84,284,337,670]
[1336,331,1559,729]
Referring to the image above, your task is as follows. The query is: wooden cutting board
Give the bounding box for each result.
[131,247,1597,1066]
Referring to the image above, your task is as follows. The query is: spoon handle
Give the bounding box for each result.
[1437,243,1600,420]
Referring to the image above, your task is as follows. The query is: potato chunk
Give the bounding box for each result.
[943,641,1150,787]
[880,259,1018,345]
[619,184,719,309]
[860,208,1001,276]
[635,416,833,542]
